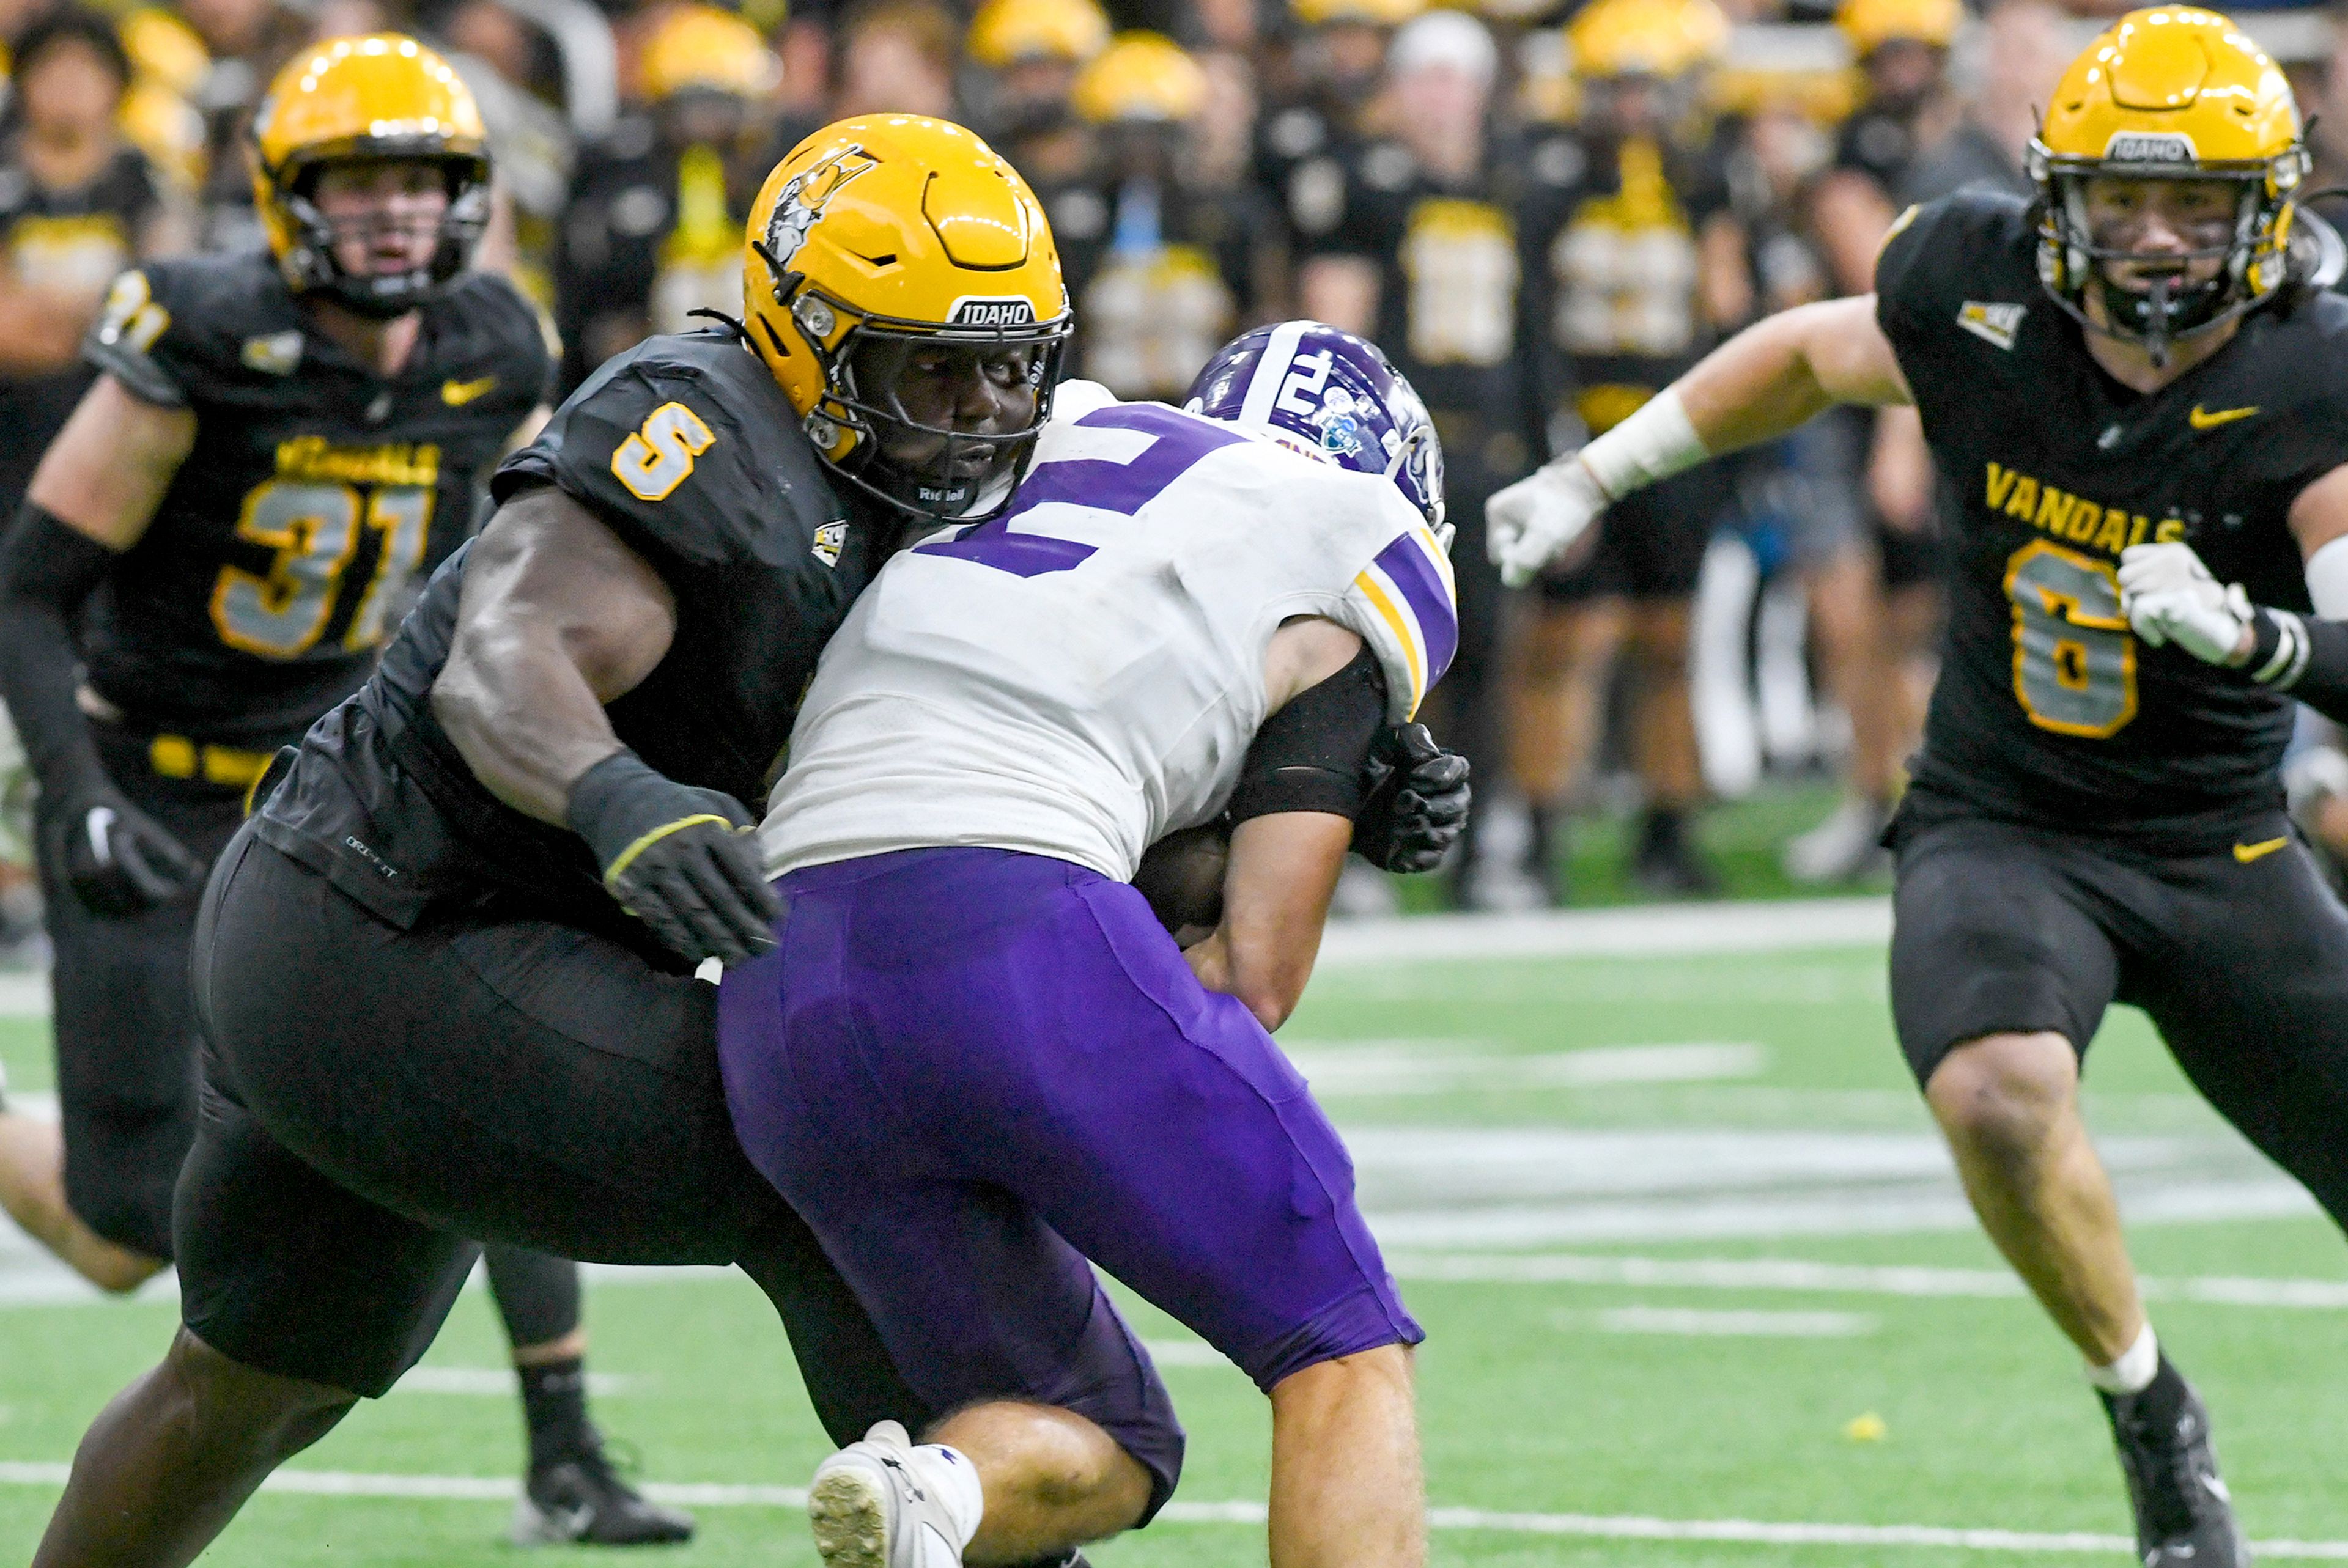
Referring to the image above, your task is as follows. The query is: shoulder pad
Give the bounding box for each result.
[83,252,292,408]
[432,271,559,408]
[493,328,842,570]
[1335,502,1459,723]
[1874,190,2032,326]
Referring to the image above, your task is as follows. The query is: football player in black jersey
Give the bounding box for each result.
[0,35,694,1550]
[26,106,1475,1568]
[1508,0,1743,905]
[0,7,188,517]
[1297,7,1535,910]
[1489,10,2348,1563]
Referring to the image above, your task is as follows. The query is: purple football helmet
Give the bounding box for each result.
[1183,321,1447,537]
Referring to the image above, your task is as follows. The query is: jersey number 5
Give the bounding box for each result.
[2006,540,2136,738]
[213,480,433,658]
[613,402,717,502]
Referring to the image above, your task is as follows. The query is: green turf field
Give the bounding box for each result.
[1,913,2342,1567]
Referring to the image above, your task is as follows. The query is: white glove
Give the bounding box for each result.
[2118,541,2253,666]
[1487,458,1611,589]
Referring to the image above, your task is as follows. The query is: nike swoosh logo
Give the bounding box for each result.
[2234,836,2289,863]
[442,374,497,406]
[2188,403,2258,430]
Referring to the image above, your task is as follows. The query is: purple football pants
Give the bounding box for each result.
[717,847,1422,1517]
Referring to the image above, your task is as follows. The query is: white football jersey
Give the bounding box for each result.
[758,381,1458,882]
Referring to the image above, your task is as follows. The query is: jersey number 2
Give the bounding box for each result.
[2007,540,2136,738]
[916,403,1246,578]
[213,480,433,658]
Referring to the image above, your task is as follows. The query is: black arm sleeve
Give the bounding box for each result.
[0,502,116,792]
[1227,644,1388,825]
[2248,608,2348,723]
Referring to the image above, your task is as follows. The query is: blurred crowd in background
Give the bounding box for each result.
[7,0,2348,919]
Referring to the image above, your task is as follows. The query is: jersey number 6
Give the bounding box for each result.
[2006,540,2137,739]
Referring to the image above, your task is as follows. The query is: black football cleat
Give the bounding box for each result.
[512,1440,696,1548]
[2099,1358,2250,1568]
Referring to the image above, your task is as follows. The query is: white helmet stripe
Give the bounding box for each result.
[1236,318,1310,428]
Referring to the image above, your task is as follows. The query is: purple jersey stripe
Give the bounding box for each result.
[1373,534,1458,686]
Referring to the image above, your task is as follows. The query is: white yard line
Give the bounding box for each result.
[1575,1305,1879,1338]
[1392,1251,2348,1309]
[1,1460,2343,1557]
[1316,899,1891,965]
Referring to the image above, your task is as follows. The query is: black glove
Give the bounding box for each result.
[37,776,207,918]
[565,749,780,968]
[1352,723,1471,874]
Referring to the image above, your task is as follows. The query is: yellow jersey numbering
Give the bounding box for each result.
[2006,539,2137,739]
[613,402,717,502]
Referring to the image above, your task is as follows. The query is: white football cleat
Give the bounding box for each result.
[807,1421,975,1568]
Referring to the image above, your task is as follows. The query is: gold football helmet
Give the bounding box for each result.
[742,116,1071,521]
[640,6,780,101]
[249,35,490,317]
[1290,0,1424,31]
[1835,0,1960,57]
[967,0,1112,69]
[1570,0,1729,79]
[1073,33,1207,123]
[2028,6,2309,362]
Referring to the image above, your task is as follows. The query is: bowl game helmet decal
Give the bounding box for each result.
[248,34,492,318]
[2027,6,2311,363]
[1185,320,1449,537]
[742,116,1073,522]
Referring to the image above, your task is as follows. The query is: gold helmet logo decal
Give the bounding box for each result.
[765,146,879,271]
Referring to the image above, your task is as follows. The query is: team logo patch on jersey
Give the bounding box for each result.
[811,519,847,567]
[239,330,303,376]
[764,146,879,271]
[1955,301,2026,351]
[947,296,1037,328]
[2105,131,2196,164]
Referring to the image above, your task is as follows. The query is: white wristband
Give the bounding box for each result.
[2305,533,2348,620]
[1574,387,1708,502]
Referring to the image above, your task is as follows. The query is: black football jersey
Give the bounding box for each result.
[1878,191,2348,848]
[0,143,168,509]
[81,249,550,749]
[1293,135,1531,420]
[1517,129,1730,440]
[253,326,899,935]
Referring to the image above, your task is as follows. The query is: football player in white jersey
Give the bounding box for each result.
[718,321,1458,1568]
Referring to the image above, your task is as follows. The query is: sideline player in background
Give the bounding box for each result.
[1486,10,2348,1563]
[1507,0,1743,905]
[0,35,689,1547]
[722,320,1455,1568]
[1296,7,1529,911]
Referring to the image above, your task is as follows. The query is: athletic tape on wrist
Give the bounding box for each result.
[2254,608,2313,688]
[1574,388,1707,502]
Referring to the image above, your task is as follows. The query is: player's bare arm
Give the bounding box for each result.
[1183,616,1365,1030]
[1486,295,1911,586]
[432,487,677,826]
[435,486,777,968]
[26,373,194,548]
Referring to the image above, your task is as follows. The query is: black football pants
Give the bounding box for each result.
[1889,801,2348,1235]
[180,822,924,1437]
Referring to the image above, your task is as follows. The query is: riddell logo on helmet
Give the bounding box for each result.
[948,297,1037,328]
[2104,132,2197,163]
